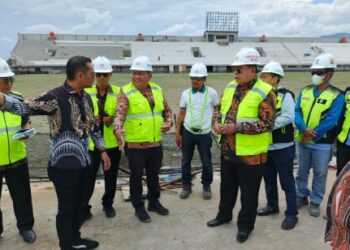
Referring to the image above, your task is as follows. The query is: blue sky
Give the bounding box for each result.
[1,0,348,59]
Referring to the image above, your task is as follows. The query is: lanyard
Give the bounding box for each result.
[188,86,208,129]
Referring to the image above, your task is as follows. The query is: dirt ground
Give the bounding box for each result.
[0,169,334,250]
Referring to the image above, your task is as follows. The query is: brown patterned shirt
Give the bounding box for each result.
[213,80,276,165]
[113,84,172,149]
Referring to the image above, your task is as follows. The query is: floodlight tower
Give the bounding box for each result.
[204,11,239,43]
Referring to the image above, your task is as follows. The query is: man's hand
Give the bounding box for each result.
[103,115,113,127]
[218,124,235,135]
[114,130,125,151]
[161,121,172,133]
[301,128,316,144]
[101,151,111,171]
[175,132,182,149]
[212,123,221,135]
[95,116,102,126]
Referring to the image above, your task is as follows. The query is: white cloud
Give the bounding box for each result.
[0,36,14,42]
[1,0,350,58]
[157,23,201,36]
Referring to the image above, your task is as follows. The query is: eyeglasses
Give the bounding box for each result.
[0,77,15,85]
[96,73,109,77]
[311,71,327,76]
[190,77,205,81]
[233,67,244,74]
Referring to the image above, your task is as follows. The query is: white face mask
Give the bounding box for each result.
[312,74,325,86]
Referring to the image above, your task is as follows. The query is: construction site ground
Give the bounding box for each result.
[0,168,335,250]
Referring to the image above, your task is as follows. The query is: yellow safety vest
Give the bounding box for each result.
[123,82,164,143]
[85,84,120,150]
[297,84,342,143]
[338,87,350,143]
[0,91,27,166]
[221,79,273,156]
[270,88,295,144]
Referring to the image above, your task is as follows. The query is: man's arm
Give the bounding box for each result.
[0,91,57,116]
[175,108,186,148]
[294,91,308,133]
[234,90,276,135]
[313,92,345,142]
[113,91,128,150]
[274,92,295,130]
[161,95,173,132]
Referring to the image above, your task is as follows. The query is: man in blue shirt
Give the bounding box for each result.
[295,53,344,217]
[257,62,298,230]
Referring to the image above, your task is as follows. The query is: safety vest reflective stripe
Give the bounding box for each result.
[126,112,162,119]
[297,85,341,142]
[220,79,272,156]
[125,86,159,97]
[89,93,118,98]
[85,84,120,150]
[0,92,27,166]
[236,118,259,123]
[338,89,350,143]
[251,87,269,99]
[0,126,22,133]
[123,82,164,143]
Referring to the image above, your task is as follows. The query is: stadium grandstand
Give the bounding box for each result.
[10,12,350,74]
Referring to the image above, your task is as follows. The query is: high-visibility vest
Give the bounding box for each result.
[221,79,273,156]
[85,84,120,150]
[0,91,26,166]
[338,87,350,143]
[297,84,342,144]
[123,82,164,143]
[270,88,295,144]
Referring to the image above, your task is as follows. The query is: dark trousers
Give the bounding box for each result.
[263,145,298,218]
[48,167,89,250]
[336,141,350,176]
[82,149,121,215]
[0,162,34,233]
[217,157,265,232]
[181,128,213,186]
[126,146,162,209]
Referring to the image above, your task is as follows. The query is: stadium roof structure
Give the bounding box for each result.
[10,33,350,74]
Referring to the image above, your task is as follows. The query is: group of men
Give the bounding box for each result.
[0,47,349,249]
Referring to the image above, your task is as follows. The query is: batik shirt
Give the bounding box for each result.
[1,81,105,169]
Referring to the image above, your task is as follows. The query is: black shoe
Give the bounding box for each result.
[148,201,169,215]
[135,208,151,223]
[72,238,99,249]
[202,185,212,200]
[257,205,279,216]
[236,230,251,243]
[103,206,116,218]
[297,197,309,209]
[207,217,231,227]
[180,184,192,199]
[19,229,36,243]
[281,217,298,230]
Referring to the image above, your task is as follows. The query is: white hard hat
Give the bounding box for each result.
[93,56,113,73]
[311,53,337,69]
[232,48,261,66]
[0,57,14,78]
[130,56,153,72]
[189,62,207,77]
[261,61,284,78]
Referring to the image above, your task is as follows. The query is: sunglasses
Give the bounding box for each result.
[0,77,15,85]
[190,77,205,81]
[311,71,327,76]
[96,73,110,77]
